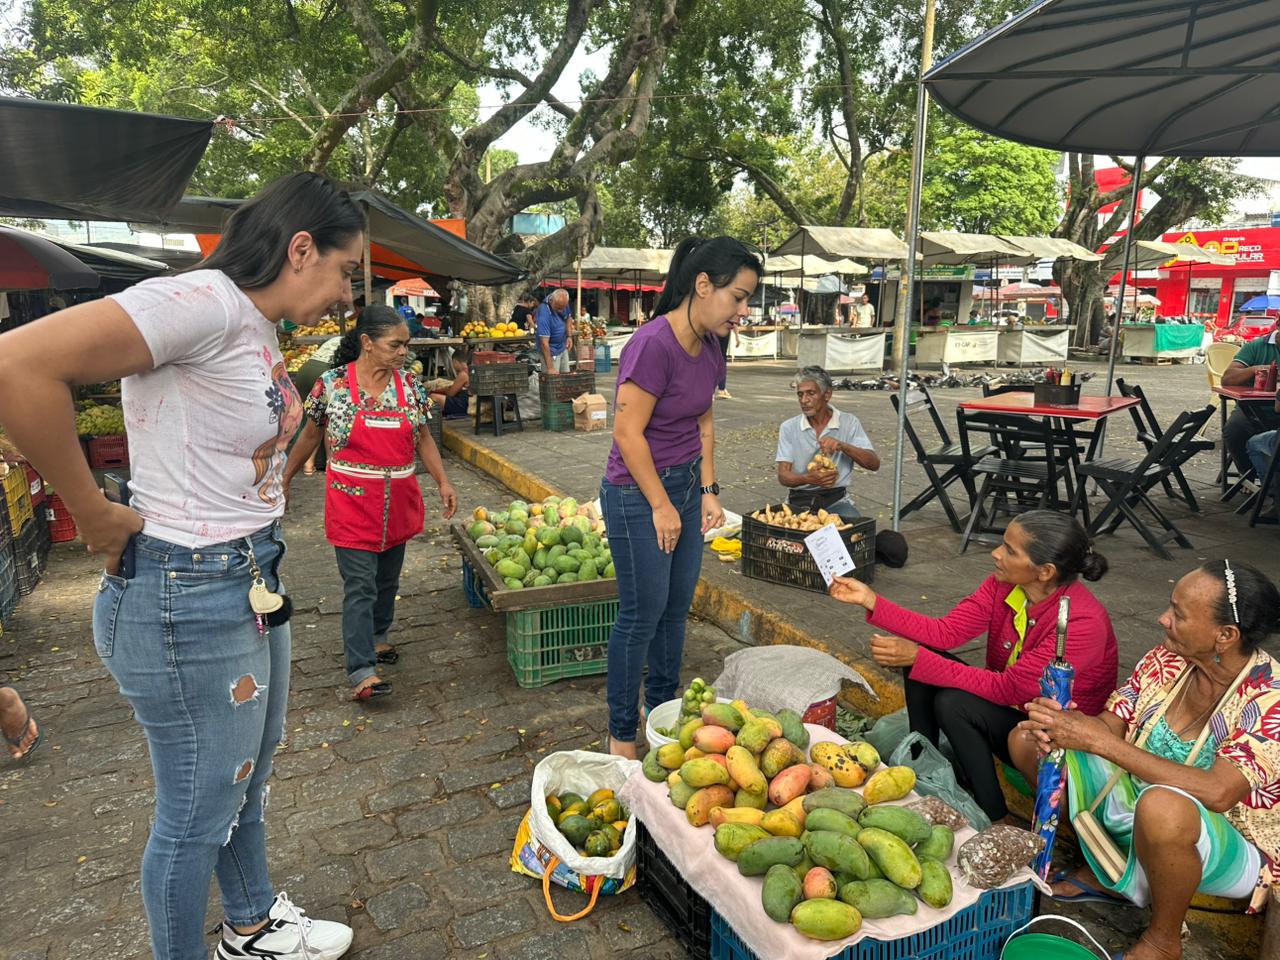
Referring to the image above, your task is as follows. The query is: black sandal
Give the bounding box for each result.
[375,648,399,664]
[352,681,393,701]
[1,686,40,759]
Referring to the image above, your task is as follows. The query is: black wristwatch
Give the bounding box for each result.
[700,483,720,495]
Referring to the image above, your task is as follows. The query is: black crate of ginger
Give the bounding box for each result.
[741,505,875,593]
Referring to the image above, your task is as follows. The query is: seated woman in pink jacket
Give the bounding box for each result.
[830,510,1118,823]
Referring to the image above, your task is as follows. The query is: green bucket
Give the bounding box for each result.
[1001,916,1110,960]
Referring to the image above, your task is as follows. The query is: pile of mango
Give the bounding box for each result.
[641,698,956,942]
[547,788,629,858]
[466,496,614,589]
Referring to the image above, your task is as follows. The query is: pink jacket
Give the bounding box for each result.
[866,576,1119,715]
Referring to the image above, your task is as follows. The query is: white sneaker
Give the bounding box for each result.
[216,892,353,960]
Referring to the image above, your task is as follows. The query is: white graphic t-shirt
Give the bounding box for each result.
[109,270,302,547]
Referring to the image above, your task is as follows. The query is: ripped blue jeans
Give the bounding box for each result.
[94,521,289,959]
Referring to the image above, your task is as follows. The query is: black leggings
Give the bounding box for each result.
[903,653,1025,821]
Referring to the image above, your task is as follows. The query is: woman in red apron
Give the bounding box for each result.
[286,306,457,699]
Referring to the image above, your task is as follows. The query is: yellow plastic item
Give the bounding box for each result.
[710,536,742,557]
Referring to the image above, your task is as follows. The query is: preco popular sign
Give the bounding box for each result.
[1162,227,1280,271]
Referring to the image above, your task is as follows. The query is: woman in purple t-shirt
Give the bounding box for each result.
[602,237,762,757]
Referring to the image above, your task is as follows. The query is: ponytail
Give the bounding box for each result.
[331,304,405,367]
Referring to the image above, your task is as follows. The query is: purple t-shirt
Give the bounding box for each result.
[605,316,723,485]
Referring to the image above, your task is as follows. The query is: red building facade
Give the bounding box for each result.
[1154,226,1280,326]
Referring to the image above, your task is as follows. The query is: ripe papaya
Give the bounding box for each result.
[656,742,686,769]
[803,788,868,821]
[714,822,771,861]
[810,741,867,788]
[680,758,730,789]
[693,725,738,755]
[762,863,803,923]
[761,737,805,778]
[839,879,918,919]
[916,857,954,908]
[857,827,923,889]
[862,766,916,805]
[845,740,881,772]
[803,866,838,900]
[710,807,765,829]
[761,809,804,838]
[808,763,836,791]
[805,829,872,880]
[736,718,777,754]
[726,745,768,796]
[686,785,735,827]
[858,806,932,845]
[914,824,956,862]
[790,899,862,940]
[768,764,811,807]
[701,702,744,732]
[737,836,805,876]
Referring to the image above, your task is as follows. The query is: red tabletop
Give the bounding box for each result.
[957,393,1140,420]
[1213,384,1275,402]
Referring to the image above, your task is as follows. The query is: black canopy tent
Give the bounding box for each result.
[883,0,1280,527]
[0,97,213,222]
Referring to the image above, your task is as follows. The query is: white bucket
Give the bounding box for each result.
[645,697,733,747]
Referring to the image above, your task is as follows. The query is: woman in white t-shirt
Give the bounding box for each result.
[0,173,361,960]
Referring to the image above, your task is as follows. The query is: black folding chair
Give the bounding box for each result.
[891,387,994,532]
[1116,378,1212,513]
[1070,405,1215,560]
[1246,432,1280,527]
[957,408,1066,552]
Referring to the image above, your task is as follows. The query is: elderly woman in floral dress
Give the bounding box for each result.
[1017,559,1280,960]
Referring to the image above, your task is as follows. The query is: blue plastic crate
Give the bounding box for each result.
[594,343,611,372]
[462,559,491,609]
[710,882,1035,960]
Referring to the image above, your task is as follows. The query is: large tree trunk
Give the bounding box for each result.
[1055,259,1105,346]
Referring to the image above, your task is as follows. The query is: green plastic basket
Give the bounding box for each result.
[540,400,576,432]
[506,598,617,687]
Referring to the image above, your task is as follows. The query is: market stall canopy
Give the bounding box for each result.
[0,226,101,290]
[147,191,524,285]
[575,247,674,285]
[388,278,439,299]
[1239,293,1280,313]
[772,226,911,262]
[919,231,1031,265]
[995,235,1103,264]
[975,281,1063,300]
[763,254,867,277]
[1100,238,1235,271]
[0,97,212,221]
[922,0,1280,157]
[44,237,169,282]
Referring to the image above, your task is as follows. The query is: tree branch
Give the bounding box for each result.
[435,39,577,120]
[248,79,316,136]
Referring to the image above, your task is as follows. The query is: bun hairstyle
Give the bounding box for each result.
[333,304,406,367]
[653,236,763,319]
[193,171,363,290]
[1012,510,1108,583]
[1200,559,1280,651]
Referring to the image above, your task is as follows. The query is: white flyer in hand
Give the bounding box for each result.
[804,523,856,586]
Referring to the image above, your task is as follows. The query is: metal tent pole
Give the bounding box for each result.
[891,72,932,531]
[1104,155,1145,396]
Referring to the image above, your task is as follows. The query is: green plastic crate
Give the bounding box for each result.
[540,400,575,432]
[506,598,617,687]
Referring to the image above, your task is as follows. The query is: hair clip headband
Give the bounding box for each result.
[1224,559,1240,626]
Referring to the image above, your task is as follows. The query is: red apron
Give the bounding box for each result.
[324,363,425,552]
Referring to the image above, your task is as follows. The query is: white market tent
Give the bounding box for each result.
[575,246,674,285]
[995,235,1102,266]
[763,254,867,277]
[919,231,1032,265]
[772,226,911,262]
[878,0,1280,527]
[1099,238,1235,272]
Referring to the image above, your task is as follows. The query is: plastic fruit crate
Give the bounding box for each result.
[636,820,713,960]
[472,350,516,365]
[710,881,1035,960]
[24,463,45,508]
[87,434,129,469]
[0,544,17,624]
[538,370,596,403]
[540,400,576,432]
[462,560,491,609]
[427,409,444,452]
[506,595,615,688]
[46,499,78,544]
[32,503,50,567]
[740,508,876,594]
[12,520,40,596]
[470,362,529,396]
[1,462,34,539]
[594,343,612,372]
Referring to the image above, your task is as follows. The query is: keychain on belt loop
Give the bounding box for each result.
[246,539,284,635]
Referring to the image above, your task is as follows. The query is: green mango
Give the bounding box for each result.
[916,857,953,908]
[475,535,500,549]
[585,830,612,857]
[503,577,524,589]
[762,864,803,923]
[532,575,553,587]
[603,562,615,578]
[494,559,524,580]
[505,519,527,536]
[553,555,581,574]
[560,524,584,546]
[547,544,567,561]
[537,526,561,547]
[543,505,560,525]
[578,559,598,581]
[557,572,578,583]
[558,815,594,847]
[543,569,559,584]
[484,547,503,566]
[533,548,549,570]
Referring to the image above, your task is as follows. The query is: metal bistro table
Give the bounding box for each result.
[956,392,1142,525]
[1212,384,1275,499]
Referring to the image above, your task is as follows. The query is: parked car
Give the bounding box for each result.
[1213,312,1277,344]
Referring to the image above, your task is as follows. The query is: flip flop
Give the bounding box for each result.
[1,686,40,760]
[351,681,392,701]
[1049,869,1122,904]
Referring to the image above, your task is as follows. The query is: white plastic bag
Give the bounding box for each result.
[712,645,876,715]
[703,508,743,542]
[528,749,642,881]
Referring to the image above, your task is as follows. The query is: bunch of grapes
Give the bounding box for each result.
[75,403,126,437]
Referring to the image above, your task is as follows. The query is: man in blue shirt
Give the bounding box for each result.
[776,366,880,519]
[536,289,573,374]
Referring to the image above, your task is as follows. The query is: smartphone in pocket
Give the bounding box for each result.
[101,472,136,579]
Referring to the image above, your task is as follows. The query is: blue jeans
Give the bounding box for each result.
[334,543,406,685]
[94,522,289,960]
[601,457,704,741]
[1247,429,1278,482]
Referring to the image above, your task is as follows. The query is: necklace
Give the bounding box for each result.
[1170,667,1227,738]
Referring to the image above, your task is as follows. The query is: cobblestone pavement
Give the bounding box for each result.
[0,459,746,959]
